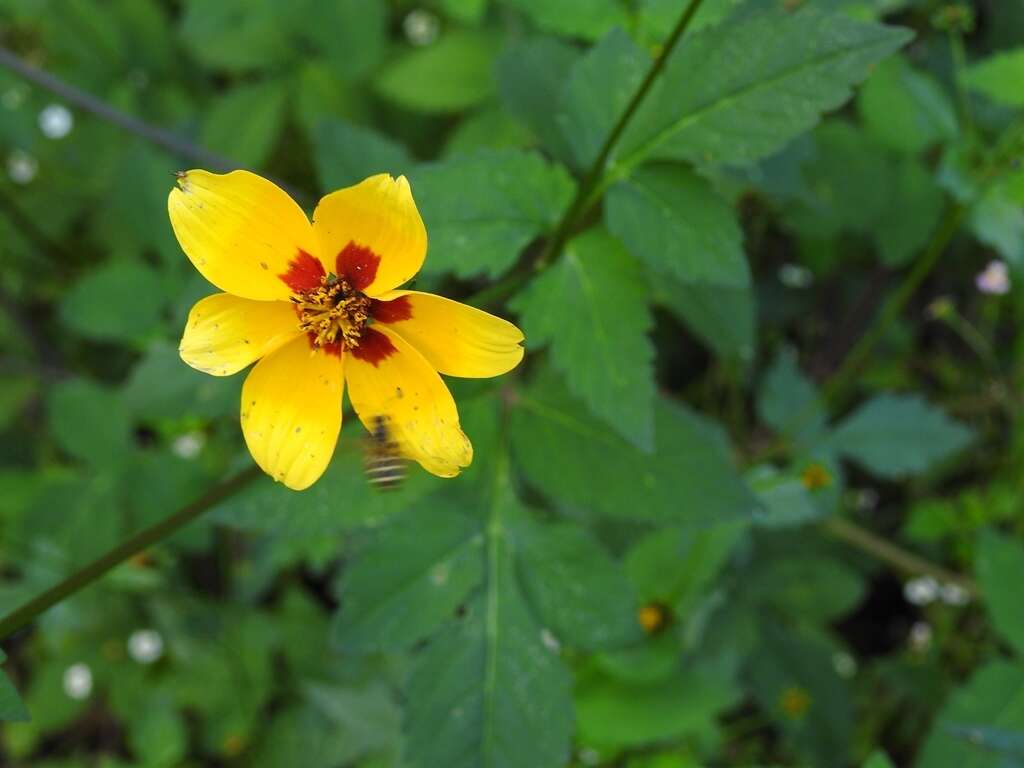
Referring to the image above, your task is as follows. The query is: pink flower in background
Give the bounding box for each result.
[976,260,1010,295]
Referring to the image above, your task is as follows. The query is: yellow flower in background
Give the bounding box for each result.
[168,170,524,490]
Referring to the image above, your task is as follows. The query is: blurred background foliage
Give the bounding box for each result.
[1,0,1024,766]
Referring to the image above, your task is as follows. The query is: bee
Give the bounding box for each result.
[363,415,406,491]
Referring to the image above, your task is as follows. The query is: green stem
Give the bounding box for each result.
[534,0,708,270]
[948,30,975,142]
[0,466,262,641]
[822,517,978,596]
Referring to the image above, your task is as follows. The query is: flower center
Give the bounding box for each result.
[292,273,373,350]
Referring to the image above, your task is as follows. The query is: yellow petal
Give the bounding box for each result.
[241,336,344,490]
[180,293,301,376]
[373,291,524,378]
[169,170,320,301]
[345,325,471,477]
[312,174,427,297]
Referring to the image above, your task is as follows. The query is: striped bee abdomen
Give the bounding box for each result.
[364,415,406,491]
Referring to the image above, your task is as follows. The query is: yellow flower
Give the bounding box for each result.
[799,462,832,491]
[169,170,524,490]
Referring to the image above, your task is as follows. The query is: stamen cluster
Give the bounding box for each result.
[292,273,372,350]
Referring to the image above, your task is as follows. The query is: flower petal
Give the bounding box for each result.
[180,293,301,376]
[169,170,320,301]
[372,291,524,378]
[241,336,344,490]
[312,174,427,296]
[345,325,472,477]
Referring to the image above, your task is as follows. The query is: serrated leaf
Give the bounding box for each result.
[375,31,496,113]
[404,497,572,768]
[202,79,287,168]
[650,276,755,361]
[313,119,412,192]
[977,529,1024,657]
[827,394,974,479]
[512,229,655,449]
[510,369,760,524]
[496,37,580,164]
[965,48,1024,107]
[411,149,574,278]
[331,507,484,653]
[558,28,649,170]
[858,55,958,155]
[757,347,827,448]
[498,0,629,42]
[917,662,1024,768]
[617,7,913,169]
[515,519,640,650]
[607,163,749,288]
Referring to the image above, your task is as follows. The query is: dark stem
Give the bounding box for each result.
[0,466,262,641]
[534,0,708,270]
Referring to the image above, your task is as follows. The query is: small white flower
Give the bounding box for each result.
[904,576,939,606]
[63,662,93,700]
[832,652,857,678]
[778,263,814,289]
[403,9,440,46]
[171,432,205,460]
[939,582,971,606]
[976,260,1010,295]
[909,620,932,652]
[540,628,560,654]
[127,629,164,664]
[38,103,73,139]
[7,150,37,184]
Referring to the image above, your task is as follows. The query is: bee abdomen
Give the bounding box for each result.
[365,457,406,491]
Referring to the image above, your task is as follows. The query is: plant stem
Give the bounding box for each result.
[534,0,707,270]
[0,466,262,641]
[822,517,978,596]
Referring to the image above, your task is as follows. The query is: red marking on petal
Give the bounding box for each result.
[337,242,380,292]
[280,249,325,292]
[349,328,396,367]
[371,295,413,323]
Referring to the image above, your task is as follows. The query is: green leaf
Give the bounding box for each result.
[496,37,580,163]
[375,31,497,113]
[202,79,288,169]
[498,0,629,42]
[863,751,897,768]
[965,47,1024,107]
[827,394,974,479]
[575,664,739,749]
[331,506,484,653]
[757,347,827,448]
[515,519,640,650]
[444,107,534,157]
[747,554,865,623]
[179,0,296,73]
[917,662,1024,768]
[858,55,958,154]
[404,504,573,768]
[970,181,1024,266]
[128,697,188,768]
[512,229,655,449]
[0,650,28,723]
[874,157,944,266]
[650,277,755,362]
[977,529,1024,657]
[411,149,574,278]
[297,0,387,82]
[747,466,825,529]
[312,119,412,192]
[47,379,133,466]
[618,7,913,168]
[625,520,747,615]
[121,341,239,422]
[511,369,760,524]
[212,422,444,535]
[60,261,165,345]
[559,29,649,170]
[607,163,749,288]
